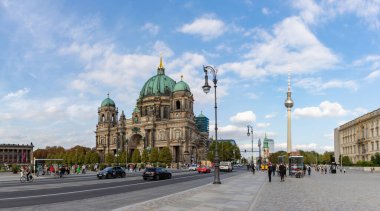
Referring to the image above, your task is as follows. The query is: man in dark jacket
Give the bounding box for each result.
[267,163,272,182]
[279,163,286,182]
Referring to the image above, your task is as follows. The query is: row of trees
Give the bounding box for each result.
[207,141,242,162]
[339,152,380,166]
[34,145,100,165]
[105,147,173,166]
[267,150,335,165]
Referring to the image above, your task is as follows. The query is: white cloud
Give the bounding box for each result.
[294,101,348,118]
[153,41,174,57]
[265,112,277,119]
[220,17,339,78]
[262,8,271,15]
[292,0,380,29]
[178,15,226,41]
[274,142,333,153]
[294,77,358,94]
[141,22,159,35]
[2,88,30,100]
[365,70,380,81]
[256,122,270,128]
[292,0,323,25]
[230,111,256,124]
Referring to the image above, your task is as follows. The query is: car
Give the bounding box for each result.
[97,166,126,179]
[188,164,198,171]
[197,165,211,173]
[220,161,233,172]
[142,167,172,180]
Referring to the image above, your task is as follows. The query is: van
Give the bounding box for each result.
[219,161,233,172]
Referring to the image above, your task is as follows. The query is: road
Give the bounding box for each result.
[0,168,246,210]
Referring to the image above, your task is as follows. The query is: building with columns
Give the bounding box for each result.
[334,108,380,164]
[0,143,34,165]
[95,58,209,165]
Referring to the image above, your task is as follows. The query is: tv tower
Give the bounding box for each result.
[284,72,294,153]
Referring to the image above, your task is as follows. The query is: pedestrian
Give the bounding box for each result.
[307,165,311,176]
[279,163,286,182]
[247,164,250,171]
[267,162,272,182]
[324,167,327,174]
[272,164,276,176]
[251,163,255,174]
[343,168,346,173]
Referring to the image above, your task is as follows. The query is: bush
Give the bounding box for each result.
[99,163,106,170]
[355,160,373,167]
[11,164,20,174]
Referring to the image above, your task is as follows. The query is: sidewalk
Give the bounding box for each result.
[115,171,266,211]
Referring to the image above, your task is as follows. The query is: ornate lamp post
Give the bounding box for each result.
[247,125,254,165]
[202,65,221,184]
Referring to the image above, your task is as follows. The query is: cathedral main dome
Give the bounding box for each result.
[139,58,176,98]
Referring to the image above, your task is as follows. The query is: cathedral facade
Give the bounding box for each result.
[95,58,209,165]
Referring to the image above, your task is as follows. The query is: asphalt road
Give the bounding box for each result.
[0,168,246,209]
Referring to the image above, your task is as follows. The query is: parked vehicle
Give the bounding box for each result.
[142,167,172,180]
[197,165,211,173]
[97,166,126,179]
[219,161,233,172]
[188,164,198,171]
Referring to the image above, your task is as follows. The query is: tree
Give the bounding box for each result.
[141,149,149,163]
[150,147,159,163]
[340,155,353,166]
[131,149,141,163]
[158,147,172,165]
[105,153,115,165]
[119,151,126,164]
[371,152,380,165]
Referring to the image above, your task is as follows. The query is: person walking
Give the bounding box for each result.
[307,165,311,176]
[272,164,276,176]
[267,163,272,182]
[251,163,255,174]
[279,163,286,182]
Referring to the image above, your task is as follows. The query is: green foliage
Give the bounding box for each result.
[158,147,172,165]
[119,151,126,164]
[339,155,353,166]
[371,152,380,166]
[241,157,248,164]
[105,153,115,165]
[11,164,20,173]
[150,147,159,163]
[356,160,373,166]
[268,151,288,164]
[131,149,141,163]
[99,163,106,170]
[141,149,149,163]
[207,142,241,162]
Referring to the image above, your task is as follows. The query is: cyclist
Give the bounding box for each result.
[25,167,32,181]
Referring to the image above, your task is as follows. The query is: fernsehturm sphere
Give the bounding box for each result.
[284,73,294,153]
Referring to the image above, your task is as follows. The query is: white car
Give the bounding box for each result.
[220,161,233,172]
[188,164,198,171]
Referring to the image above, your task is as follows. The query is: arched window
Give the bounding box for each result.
[176,100,181,110]
[102,115,105,122]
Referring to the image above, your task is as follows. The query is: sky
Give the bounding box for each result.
[0,0,380,157]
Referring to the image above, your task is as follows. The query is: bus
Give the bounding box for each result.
[289,156,304,177]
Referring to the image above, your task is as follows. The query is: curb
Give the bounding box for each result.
[113,172,243,211]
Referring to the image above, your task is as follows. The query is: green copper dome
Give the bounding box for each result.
[173,80,191,92]
[139,58,176,98]
[101,97,115,107]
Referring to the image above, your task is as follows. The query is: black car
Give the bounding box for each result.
[142,167,172,180]
[97,166,126,179]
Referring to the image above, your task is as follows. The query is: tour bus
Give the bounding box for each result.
[288,156,304,177]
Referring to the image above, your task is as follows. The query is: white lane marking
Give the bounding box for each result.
[0,174,207,201]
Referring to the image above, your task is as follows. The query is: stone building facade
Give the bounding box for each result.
[0,143,34,165]
[334,108,380,164]
[95,58,209,165]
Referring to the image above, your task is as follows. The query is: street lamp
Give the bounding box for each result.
[202,65,221,185]
[125,138,129,168]
[247,125,254,165]
[258,139,261,169]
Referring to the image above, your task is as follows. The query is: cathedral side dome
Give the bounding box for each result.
[101,95,116,107]
[139,57,176,98]
[173,76,191,93]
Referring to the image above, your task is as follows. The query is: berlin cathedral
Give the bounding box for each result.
[95,58,209,165]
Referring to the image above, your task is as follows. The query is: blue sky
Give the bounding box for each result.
[1,0,380,157]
